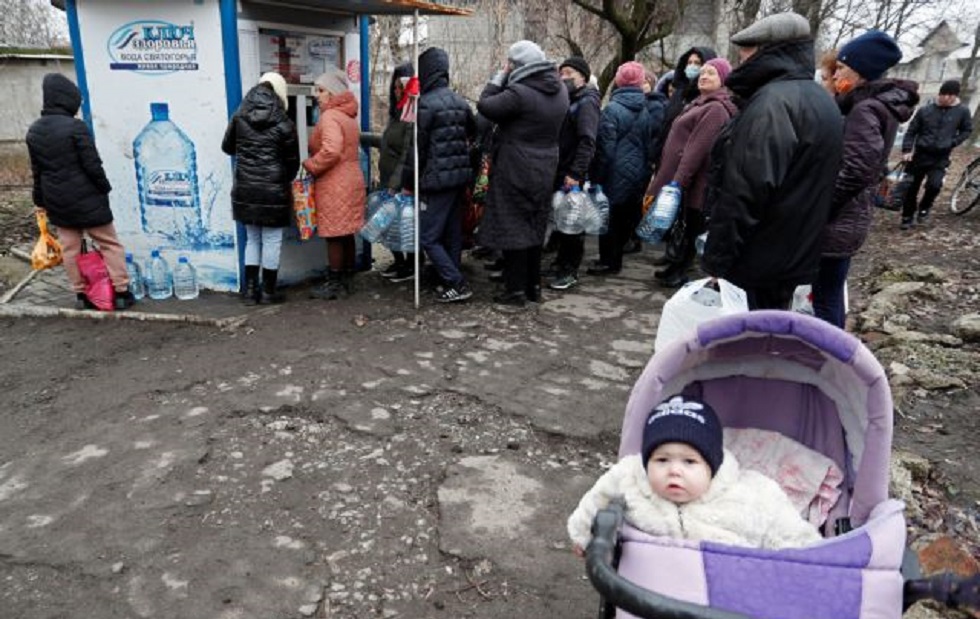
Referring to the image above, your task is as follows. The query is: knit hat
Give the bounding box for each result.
[559,56,591,80]
[508,40,545,67]
[314,67,349,95]
[703,58,732,85]
[614,61,646,88]
[259,72,288,110]
[837,30,902,81]
[731,12,811,46]
[939,80,961,96]
[641,395,724,476]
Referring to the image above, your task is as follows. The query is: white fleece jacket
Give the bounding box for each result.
[567,450,821,551]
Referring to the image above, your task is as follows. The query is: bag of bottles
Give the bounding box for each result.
[292,171,316,240]
[583,184,610,235]
[31,211,63,270]
[553,186,592,234]
[76,239,114,311]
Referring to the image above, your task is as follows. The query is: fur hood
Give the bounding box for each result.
[567,451,821,551]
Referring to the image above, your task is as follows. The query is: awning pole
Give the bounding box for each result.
[413,9,420,309]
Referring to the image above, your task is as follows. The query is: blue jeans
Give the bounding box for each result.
[244,225,284,270]
[813,256,851,329]
[420,188,464,288]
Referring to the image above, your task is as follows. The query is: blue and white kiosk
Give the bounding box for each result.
[57,0,468,295]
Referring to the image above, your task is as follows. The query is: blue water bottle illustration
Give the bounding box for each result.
[173,256,199,300]
[134,102,202,247]
[147,249,173,300]
[125,252,145,300]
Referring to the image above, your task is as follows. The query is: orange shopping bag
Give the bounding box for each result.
[292,171,316,240]
[31,211,63,270]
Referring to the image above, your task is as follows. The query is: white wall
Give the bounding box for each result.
[0,55,75,143]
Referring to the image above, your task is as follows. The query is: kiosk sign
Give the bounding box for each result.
[108,20,199,73]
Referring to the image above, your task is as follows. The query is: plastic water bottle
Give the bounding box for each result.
[360,198,397,243]
[695,232,708,257]
[398,195,416,253]
[557,185,586,234]
[146,249,173,300]
[590,184,610,235]
[133,102,203,247]
[652,181,682,230]
[125,252,145,300]
[173,256,199,300]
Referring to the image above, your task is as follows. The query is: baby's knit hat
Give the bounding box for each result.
[508,40,545,67]
[837,30,902,81]
[614,61,646,88]
[641,395,724,476]
[259,72,288,110]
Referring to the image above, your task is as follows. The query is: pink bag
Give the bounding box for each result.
[77,240,114,311]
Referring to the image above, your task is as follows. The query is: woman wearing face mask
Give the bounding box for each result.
[812,31,918,328]
[651,46,717,170]
[643,58,738,288]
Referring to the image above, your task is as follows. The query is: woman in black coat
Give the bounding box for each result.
[477,40,569,309]
[26,73,134,311]
[222,72,300,304]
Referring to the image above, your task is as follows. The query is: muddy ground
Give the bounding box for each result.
[0,145,978,619]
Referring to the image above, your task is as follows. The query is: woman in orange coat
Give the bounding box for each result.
[304,68,366,300]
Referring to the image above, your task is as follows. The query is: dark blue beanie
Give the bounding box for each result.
[838,30,902,81]
[641,395,724,476]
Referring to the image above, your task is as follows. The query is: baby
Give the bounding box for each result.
[568,394,821,553]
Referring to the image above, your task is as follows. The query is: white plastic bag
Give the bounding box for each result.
[791,283,848,316]
[654,278,748,353]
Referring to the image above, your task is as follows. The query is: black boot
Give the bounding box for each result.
[242,265,260,305]
[259,268,283,304]
[114,289,136,311]
[311,270,344,300]
[75,292,96,310]
[341,270,355,296]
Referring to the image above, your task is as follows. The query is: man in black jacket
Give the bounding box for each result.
[402,47,477,303]
[899,79,973,229]
[701,12,843,310]
[549,56,600,291]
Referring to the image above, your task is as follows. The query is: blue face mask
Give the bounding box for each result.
[685,65,701,81]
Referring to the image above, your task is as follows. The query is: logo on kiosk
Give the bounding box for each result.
[107,20,199,74]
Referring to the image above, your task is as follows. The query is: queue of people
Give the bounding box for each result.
[29,11,973,329]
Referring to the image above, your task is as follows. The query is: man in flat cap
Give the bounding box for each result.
[701,12,843,310]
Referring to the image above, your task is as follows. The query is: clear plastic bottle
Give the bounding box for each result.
[133,102,202,247]
[695,232,709,257]
[398,195,416,253]
[592,184,610,235]
[173,256,199,300]
[125,252,146,300]
[557,185,586,234]
[652,181,682,230]
[146,249,173,300]
[360,197,397,243]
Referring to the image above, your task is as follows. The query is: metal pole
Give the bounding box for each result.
[413,9,420,309]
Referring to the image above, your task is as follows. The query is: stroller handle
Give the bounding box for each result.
[904,572,980,610]
[586,501,753,619]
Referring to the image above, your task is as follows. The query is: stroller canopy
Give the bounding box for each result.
[620,311,893,527]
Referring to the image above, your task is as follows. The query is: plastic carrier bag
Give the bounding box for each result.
[654,278,748,353]
[31,211,63,270]
[77,239,114,311]
[292,171,316,240]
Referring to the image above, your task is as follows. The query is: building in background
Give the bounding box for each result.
[891,21,978,115]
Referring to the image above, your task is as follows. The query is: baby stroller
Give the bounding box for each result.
[586,310,979,619]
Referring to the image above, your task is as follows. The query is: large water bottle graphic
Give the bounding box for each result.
[134,102,203,247]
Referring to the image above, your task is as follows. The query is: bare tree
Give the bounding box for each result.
[564,0,684,94]
[963,20,980,140]
[0,0,67,49]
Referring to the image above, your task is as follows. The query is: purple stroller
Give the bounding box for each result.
[585,311,979,619]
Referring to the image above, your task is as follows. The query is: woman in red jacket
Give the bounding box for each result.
[645,58,737,288]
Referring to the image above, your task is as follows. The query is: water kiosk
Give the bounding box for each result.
[59,0,468,293]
